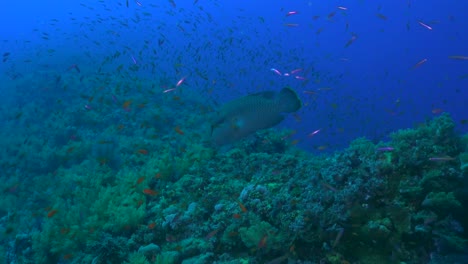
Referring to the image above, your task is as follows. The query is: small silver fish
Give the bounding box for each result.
[210,87,302,146]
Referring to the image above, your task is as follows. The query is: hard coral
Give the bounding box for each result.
[239,221,285,253]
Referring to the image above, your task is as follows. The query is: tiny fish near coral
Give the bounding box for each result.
[137,149,149,155]
[258,234,268,249]
[377,146,394,152]
[204,228,220,240]
[237,200,248,213]
[136,176,146,184]
[428,156,455,162]
[47,209,58,218]
[143,189,158,196]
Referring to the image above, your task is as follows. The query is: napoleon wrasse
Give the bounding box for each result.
[210,87,302,146]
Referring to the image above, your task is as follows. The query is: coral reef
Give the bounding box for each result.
[1,70,467,264]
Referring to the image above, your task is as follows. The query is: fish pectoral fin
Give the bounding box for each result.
[210,122,223,135]
[210,115,226,135]
[210,124,216,136]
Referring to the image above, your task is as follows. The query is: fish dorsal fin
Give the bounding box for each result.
[249,90,276,100]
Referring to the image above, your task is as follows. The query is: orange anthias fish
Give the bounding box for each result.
[47,209,58,218]
[258,234,268,249]
[122,100,132,110]
[143,189,158,196]
[232,213,242,219]
[174,126,184,135]
[136,176,146,184]
[137,149,149,155]
[237,200,248,213]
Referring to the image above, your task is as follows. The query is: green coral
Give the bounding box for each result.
[174,238,211,256]
[90,181,146,232]
[239,221,284,252]
[420,169,446,192]
[462,133,468,148]
[460,151,468,173]
[174,142,214,174]
[348,137,376,158]
[181,253,214,264]
[390,113,460,171]
[124,252,150,264]
[153,252,178,264]
[31,165,147,262]
[435,232,468,253]
[422,192,462,216]
[361,218,393,244]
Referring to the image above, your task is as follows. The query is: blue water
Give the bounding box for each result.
[1,0,466,152]
[0,1,467,263]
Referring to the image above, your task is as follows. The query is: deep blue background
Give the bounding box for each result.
[1,0,466,152]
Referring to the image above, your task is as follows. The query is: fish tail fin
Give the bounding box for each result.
[278,87,302,112]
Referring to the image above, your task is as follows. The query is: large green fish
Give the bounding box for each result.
[210,87,302,146]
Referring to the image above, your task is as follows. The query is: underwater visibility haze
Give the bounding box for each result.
[0,0,467,263]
